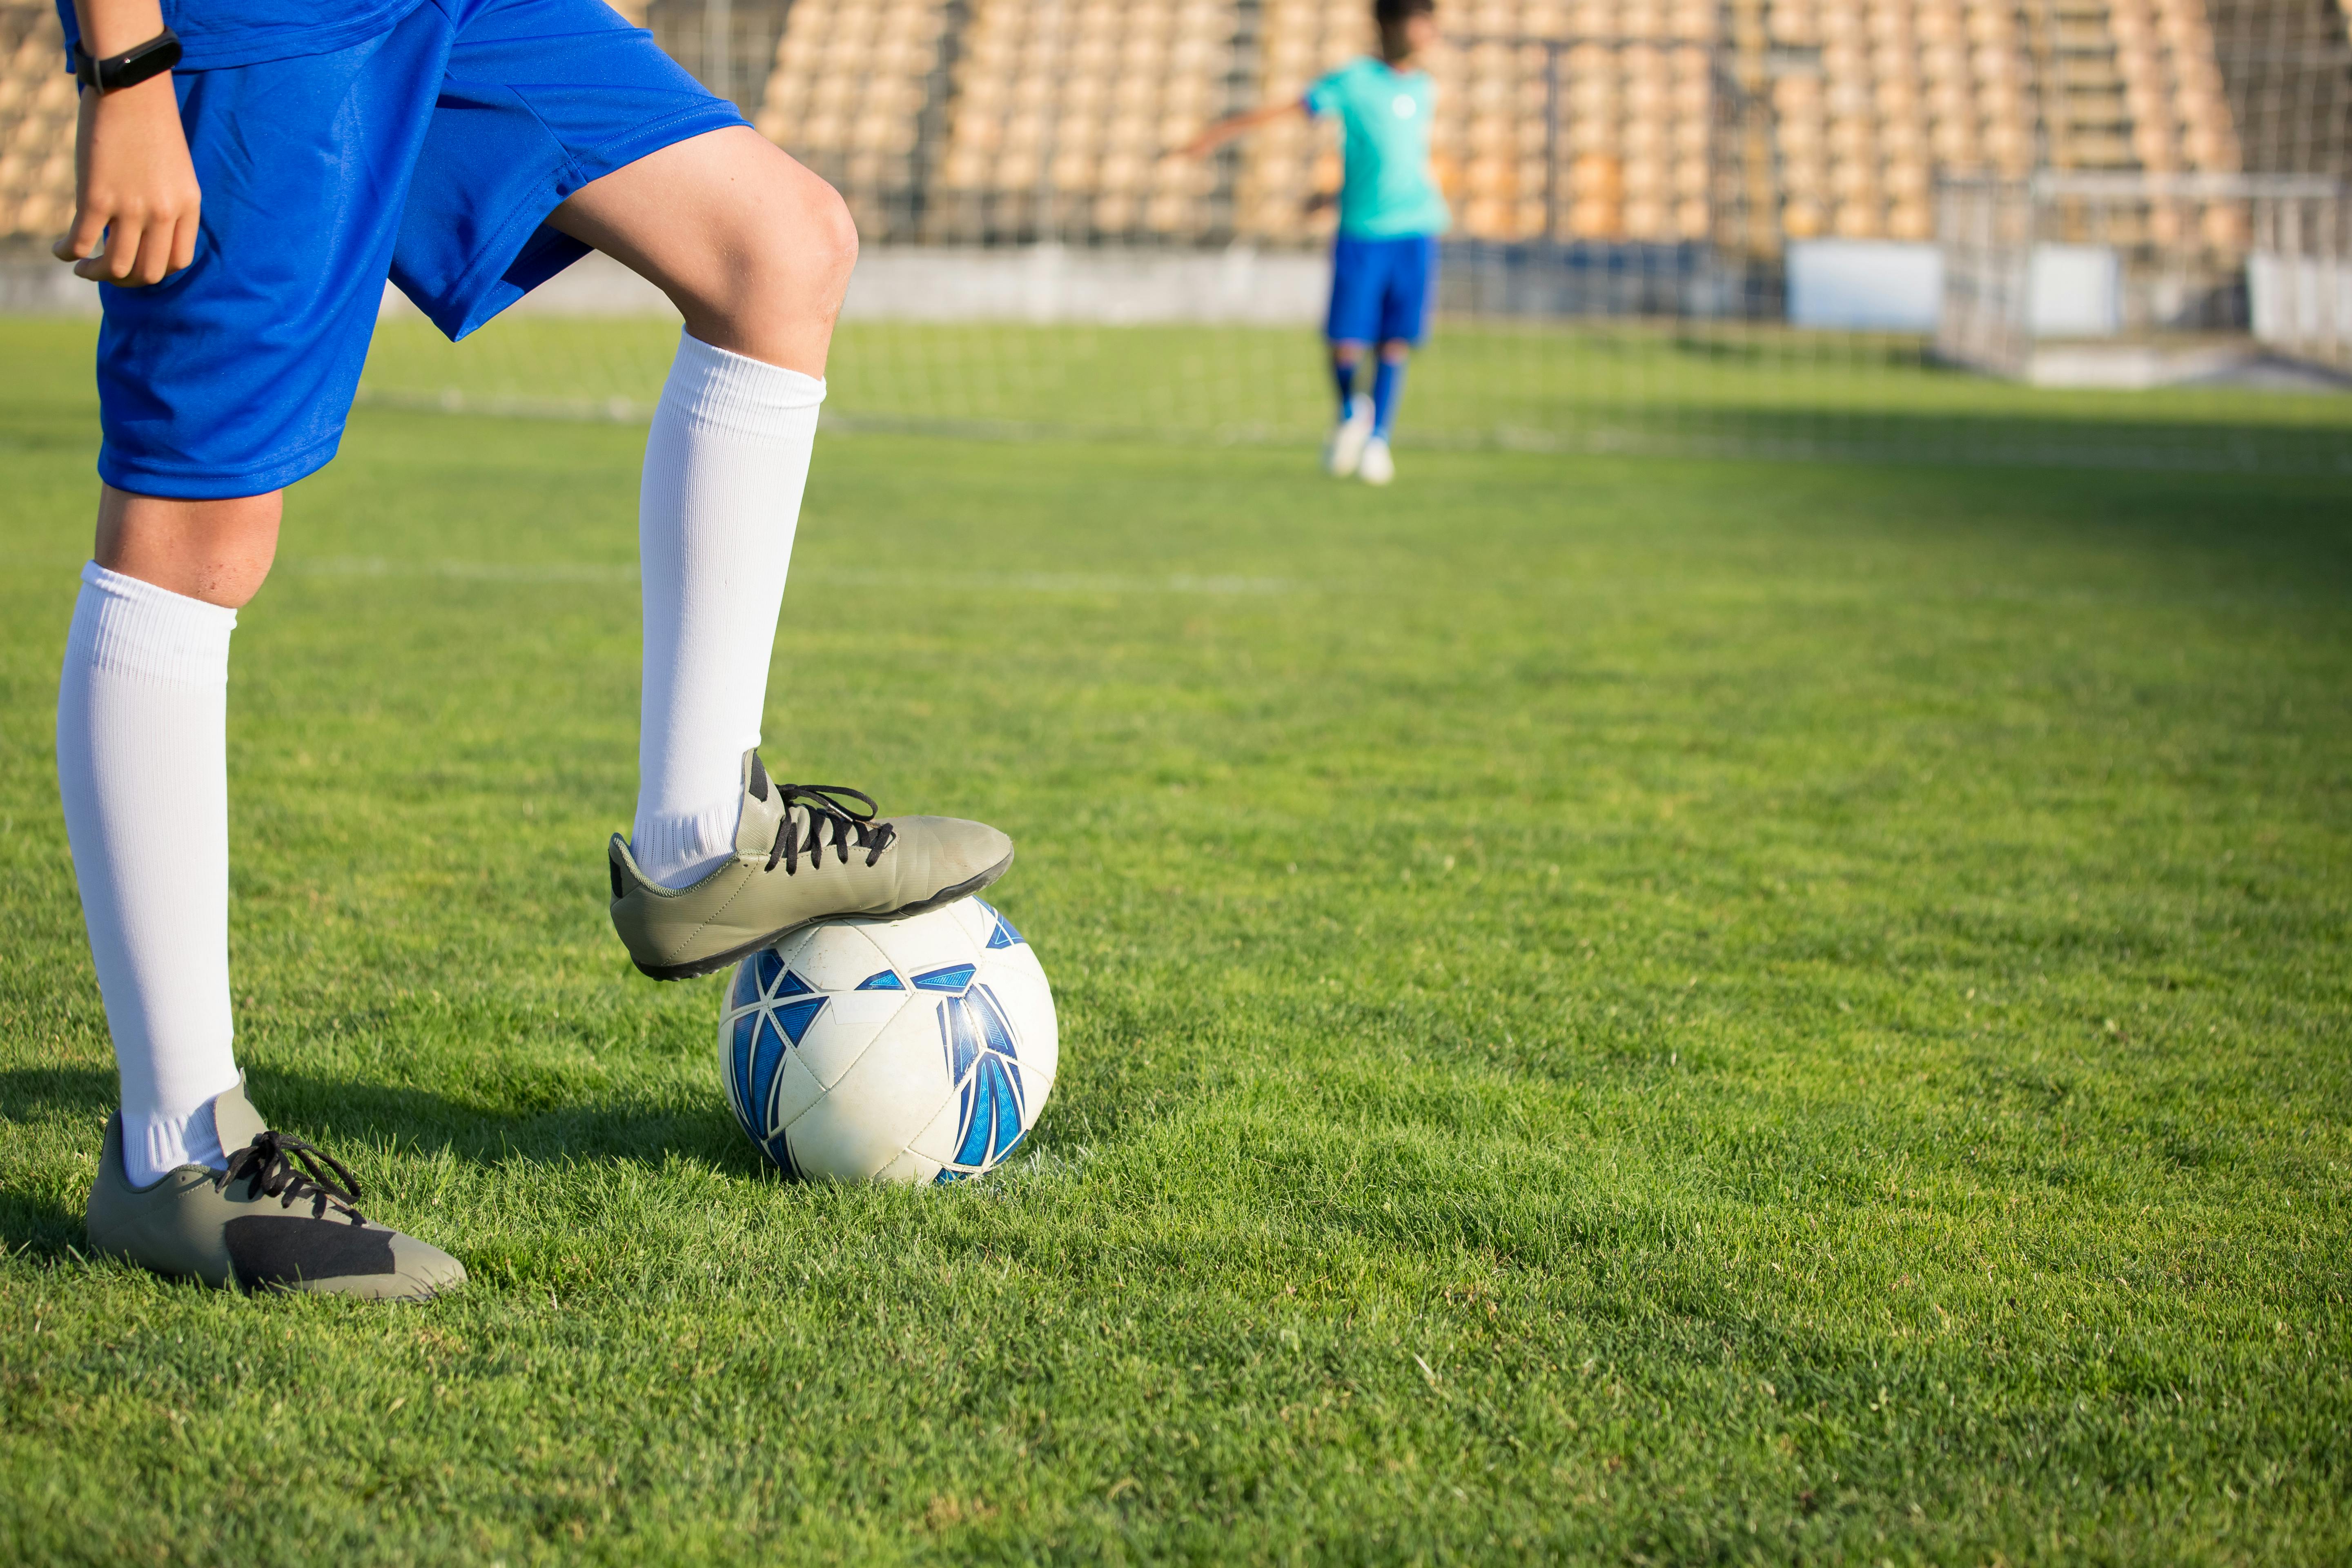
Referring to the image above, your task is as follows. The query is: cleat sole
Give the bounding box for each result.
[630,849,1016,981]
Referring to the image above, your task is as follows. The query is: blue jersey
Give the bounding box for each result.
[1302,57,1451,239]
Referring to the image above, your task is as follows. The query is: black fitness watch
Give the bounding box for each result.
[73,27,182,94]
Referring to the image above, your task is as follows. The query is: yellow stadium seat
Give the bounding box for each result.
[1832,198,1881,236]
[2201,202,2247,248]
[1782,162,1827,209]
[1568,196,1622,237]
[1830,160,1877,199]
[2131,122,2177,169]
[1570,152,1624,197]
[1623,196,1671,238]
[1623,154,1669,199]
[1885,199,1931,239]
[992,149,1040,190]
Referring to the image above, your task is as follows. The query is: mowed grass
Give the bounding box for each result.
[1,314,2348,1564]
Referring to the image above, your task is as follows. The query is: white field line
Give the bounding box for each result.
[289,556,639,585]
[278,557,2325,612]
[286,557,1303,596]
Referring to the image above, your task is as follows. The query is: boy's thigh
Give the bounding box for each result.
[394,0,742,340]
[98,0,741,502]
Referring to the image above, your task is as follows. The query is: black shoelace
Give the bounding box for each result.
[215,1131,369,1225]
[767,783,898,874]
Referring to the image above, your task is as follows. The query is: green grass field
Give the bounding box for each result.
[2,314,2348,1564]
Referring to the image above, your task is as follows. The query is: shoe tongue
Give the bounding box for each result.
[211,1080,267,1152]
[734,751,784,856]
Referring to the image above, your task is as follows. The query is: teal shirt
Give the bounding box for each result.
[1302,57,1452,239]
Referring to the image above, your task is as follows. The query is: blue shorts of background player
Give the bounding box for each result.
[89,0,748,498]
[1325,233,1438,352]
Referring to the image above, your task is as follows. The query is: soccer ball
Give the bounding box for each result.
[716,897,1057,1184]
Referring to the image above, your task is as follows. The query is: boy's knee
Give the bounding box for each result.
[95,488,283,610]
[725,162,855,301]
[685,159,859,355]
[794,173,859,286]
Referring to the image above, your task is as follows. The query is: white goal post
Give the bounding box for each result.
[1937,171,2352,385]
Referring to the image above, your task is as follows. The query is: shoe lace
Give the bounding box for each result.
[214,1130,369,1224]
[767,783,898,874]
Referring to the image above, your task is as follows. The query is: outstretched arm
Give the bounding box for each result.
[1173,99,1308,159]
[56,0,201,286]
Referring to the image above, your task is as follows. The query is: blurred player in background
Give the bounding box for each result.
[50,0,1012,1300]
[1181,0,1448,485]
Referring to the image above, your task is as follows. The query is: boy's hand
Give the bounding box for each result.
[54,73,201,286]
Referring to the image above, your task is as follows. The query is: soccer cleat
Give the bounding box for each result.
[609,751,1015,980]
[85,1082,465,1300]
[1323,395,1374,477]
[1358,436,1396,485]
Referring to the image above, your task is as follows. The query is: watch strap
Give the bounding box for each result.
[73,27,183,94]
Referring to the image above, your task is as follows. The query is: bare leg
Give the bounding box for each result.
[550,127,858,889]
[96,486,282,606]
[548,126,858,374]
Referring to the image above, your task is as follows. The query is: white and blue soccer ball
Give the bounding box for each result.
[717,897,1057,1184]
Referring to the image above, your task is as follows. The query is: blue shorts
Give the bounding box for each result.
[96,0,744,499]
[1324,233,1438,347]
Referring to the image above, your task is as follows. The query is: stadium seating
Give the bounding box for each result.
[736,0,2253,254]
[0,0,2272,261]
[0,3,72,245]
[927,0,1242,241]
[1765,0,2243,244]
[753,0,949,237]
[1770,0,2033,241]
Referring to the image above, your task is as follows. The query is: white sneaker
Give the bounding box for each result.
[1323,396,1374,477]
[1358,436,1395,485]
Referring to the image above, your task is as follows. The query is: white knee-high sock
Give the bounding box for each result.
[632,329,827,889]
[57,563,242,1185]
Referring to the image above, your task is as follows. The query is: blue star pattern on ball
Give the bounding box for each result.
[978,898,1025,950]
[915,963,1029,1182]
[722,949,828,1178]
